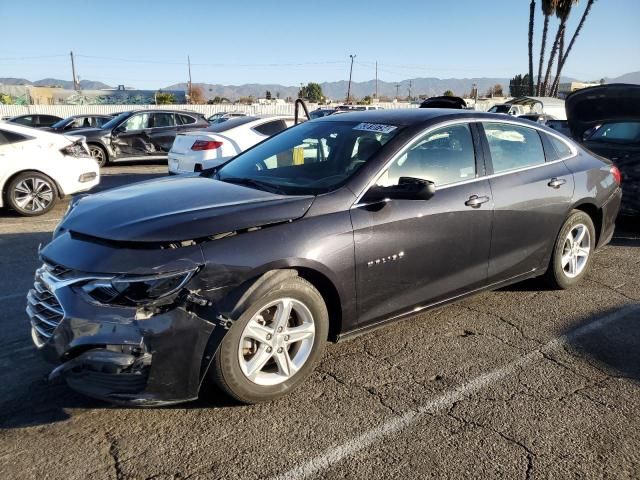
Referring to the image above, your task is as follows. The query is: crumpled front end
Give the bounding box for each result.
[27,233,235,406]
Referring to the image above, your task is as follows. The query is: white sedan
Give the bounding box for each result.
[168,115,296,175]
[0,122,100,216]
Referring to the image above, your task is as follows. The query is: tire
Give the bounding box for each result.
[6,171,58,216]
[545,210,596,289]
[210,275,328,404]
[88,144,108,167]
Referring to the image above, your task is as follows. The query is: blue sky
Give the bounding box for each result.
[1,0,638,88]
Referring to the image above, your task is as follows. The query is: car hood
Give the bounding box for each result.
[566,83,640,139]
[60,175,315,243]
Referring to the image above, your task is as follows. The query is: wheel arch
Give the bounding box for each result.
[570,200,603,247]
[2,169,64,206]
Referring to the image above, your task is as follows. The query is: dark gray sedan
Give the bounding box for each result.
[30,109,621,405]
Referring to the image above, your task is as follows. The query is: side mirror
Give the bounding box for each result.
[113,125,125,135]
[363,177,436,203]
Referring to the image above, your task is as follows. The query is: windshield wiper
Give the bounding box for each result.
[219,177,287,195]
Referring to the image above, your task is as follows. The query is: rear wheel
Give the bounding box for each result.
[6,172,58,216]
[210,276,328,404]
[545,210,595,289]
[88,144,108,167]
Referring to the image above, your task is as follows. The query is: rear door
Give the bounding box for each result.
[351,122,493,326]
[148,112,178,153]
[479,121,574,283]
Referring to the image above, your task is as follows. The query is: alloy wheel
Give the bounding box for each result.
[89,146,105,166]
[238,298,316,386]
[12,177,54,213]
[561,223,591,278]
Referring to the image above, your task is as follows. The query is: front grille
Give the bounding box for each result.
[26,264,67,345]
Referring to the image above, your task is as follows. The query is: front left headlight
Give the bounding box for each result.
[82,268,198,306]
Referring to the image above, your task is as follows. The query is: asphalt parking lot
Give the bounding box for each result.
[1,163,639,480]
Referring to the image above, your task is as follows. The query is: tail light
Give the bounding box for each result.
[191,140,223,151]
[610,165,622,185]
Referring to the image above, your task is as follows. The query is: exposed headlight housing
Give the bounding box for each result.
[82,268,198,306]
[61,139,90,158]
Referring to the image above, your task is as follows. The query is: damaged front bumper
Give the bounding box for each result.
[27,239,235,406]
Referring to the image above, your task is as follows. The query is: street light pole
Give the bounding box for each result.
[346,54,356,103]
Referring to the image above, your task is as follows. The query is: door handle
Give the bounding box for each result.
[465,195,490,208]
[547,177,566,189]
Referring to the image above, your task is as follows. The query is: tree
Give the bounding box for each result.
[509,74,531,97]
[0,93,14,104]
[265,90,272,100]
[541,0,578,96]
[528,0,536,95]
[493,84,504,96]
[549,0,596,96]
[155,92,175,104]
[189,85,206,104]
[443,90,455,97]
[362,95,372,105]
[536,0,556,95]
[298,82,324,103]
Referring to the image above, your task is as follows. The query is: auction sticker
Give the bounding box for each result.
[353,123,397,134]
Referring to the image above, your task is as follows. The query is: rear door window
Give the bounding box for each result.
[177,114,197,125]
[153,113,176,128]
[39,115,61,127]
[483,123,545,173]
[253,120,288,136]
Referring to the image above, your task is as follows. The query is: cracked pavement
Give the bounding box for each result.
[1,164,639,479]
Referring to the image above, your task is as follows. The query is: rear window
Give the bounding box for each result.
[205,116,258,132]
[177,114,197,125]
[0,129,29,145]
[589,122,640,144]
[253,120,288,136]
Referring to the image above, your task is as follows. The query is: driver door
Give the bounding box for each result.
[112,112,156,158]
[351,123,493,326]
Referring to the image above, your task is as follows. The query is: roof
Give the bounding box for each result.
[316,108,521,126]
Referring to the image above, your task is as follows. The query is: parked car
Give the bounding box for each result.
[487,104,527,116]
[30,109,621,405]
[309,108,338,119]
[545,119,572,137]
[7,114,63,129]
[420,96,467,109]
[208,112,248,124]
[566,83,640,215]
[74,110,209,166]
[168,115,295,174]
[518,113,556,124]
[0,122,99,216]
[43,114,114,133]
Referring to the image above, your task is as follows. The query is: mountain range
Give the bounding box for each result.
[2,71,639,100]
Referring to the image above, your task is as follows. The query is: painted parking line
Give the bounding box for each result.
[273,304,640,480]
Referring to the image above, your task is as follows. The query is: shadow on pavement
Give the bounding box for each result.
[563,303,640,381]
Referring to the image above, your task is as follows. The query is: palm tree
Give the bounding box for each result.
[541,0,578,96]
[550,0,596,96]
[528,0,536,95]
[536,0,556,95]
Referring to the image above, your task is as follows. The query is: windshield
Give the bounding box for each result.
[489,105,511,113]
[588,122,640,144]
[215,120,401,195]
[101,112,131,130]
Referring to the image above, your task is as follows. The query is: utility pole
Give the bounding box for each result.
[70,51,79,91]
[472,83,478,108]
[408,80,412,103]
[375,61,378,99]
[395,83,400,100]
[346,54,356,103]
[187,55,193,104]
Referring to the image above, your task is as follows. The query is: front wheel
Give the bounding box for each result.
[6,172,58,216]
[210,276,328,403]
[545,210,596,289]
[88,144,108,167]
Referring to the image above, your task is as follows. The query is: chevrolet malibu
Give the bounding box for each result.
[29,110,622,405]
